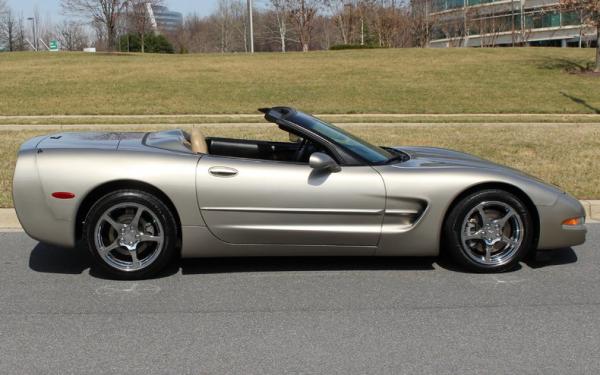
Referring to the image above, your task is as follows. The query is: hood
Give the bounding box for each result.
[393,146,547,183]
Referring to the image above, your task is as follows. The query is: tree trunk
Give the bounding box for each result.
[141,32,145,53]
[302,42,309,52]
[107,25,116,51]
[596,26,600,73]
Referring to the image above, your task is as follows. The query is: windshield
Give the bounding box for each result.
[288,112,393,164]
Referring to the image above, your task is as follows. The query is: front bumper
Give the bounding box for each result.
[537,193,587,249]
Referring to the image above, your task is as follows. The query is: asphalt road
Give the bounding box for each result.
[1,225,599,374]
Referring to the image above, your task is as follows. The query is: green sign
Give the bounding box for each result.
[49,40,59,52]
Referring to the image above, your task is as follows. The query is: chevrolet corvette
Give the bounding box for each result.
[13,107,586,279]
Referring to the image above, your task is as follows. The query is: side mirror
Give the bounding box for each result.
[309,152,341,173]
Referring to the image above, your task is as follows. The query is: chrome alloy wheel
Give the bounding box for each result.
[460,201,524,266]
[94,202,164,272]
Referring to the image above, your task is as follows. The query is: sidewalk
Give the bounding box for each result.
[2,202,599,230]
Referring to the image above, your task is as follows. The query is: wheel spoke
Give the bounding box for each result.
[129,250,141,269]
[130,207,144,230]
[139,234,161,243]
[476,204,490,225]
[495,209,516,228]
[99,241,119,256]
[102,214,123,231]
[484,244,493,263]
[464,230,484,241]
[501,235,517,247]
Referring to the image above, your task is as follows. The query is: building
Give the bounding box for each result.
[149,5,183,33]
[426,0,598,47]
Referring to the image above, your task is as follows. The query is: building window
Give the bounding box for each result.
[561,11,580,26]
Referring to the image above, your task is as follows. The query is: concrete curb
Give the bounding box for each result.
[0,209,21,229]
[2,202,599,230]
[6,122,600,132]
[1,113,600,119]
[581,200,600,222]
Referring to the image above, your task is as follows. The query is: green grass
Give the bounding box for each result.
[2,123,600,207]
[1,114,600,126]
[0,49,599,115]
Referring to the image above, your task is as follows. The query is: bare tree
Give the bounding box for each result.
[325,0,350,44]
[56,20,89,50]
[127,0,162,53]
[61,0,126,50]
[0,8,16,51]
[559,0,600,72]
[231,0,249,52]
[15,13,27,50]
[287,0,321,51]
[269,0,289,52]
[411,0,437,47]
[215,0,235,52]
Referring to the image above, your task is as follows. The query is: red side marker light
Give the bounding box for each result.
[51,192,75,199]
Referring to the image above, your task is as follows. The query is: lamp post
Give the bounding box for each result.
[247,0,254,53]
[27,17,37,51]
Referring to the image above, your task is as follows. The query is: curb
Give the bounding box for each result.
[581,200,600,222]
[2,202,599,231]
[0,209,21,229]
[4,122,600,132]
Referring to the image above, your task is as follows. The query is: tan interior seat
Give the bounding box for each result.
[190,128,208,154]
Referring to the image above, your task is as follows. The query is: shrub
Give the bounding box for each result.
[119,33,175,54]
[329,44,381,50]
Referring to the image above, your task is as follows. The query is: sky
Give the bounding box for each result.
[5,0,221,20]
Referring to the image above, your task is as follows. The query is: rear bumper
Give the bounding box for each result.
[13,146,75,248]
[537,193,587,249]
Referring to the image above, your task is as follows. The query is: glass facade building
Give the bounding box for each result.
[426,0,597,47]
[151,5,183,33]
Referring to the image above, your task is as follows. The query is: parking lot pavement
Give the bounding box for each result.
[1,225,599,374]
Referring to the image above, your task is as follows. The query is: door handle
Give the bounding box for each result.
[209,166,238,177]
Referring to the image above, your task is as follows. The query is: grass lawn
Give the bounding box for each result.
[1,114,600,126]
[2,123,599,207]
[0,49,599,115]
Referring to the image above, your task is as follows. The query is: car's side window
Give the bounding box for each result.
[204,128,337,165]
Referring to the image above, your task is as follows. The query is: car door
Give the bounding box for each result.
[196,155,386,248]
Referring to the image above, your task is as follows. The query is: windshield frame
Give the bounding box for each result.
[281,110,397,165]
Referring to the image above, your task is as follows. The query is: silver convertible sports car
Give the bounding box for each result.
[13,107,586,279]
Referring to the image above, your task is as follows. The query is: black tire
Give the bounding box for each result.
[83,189,178,280]
[443,189,535,273]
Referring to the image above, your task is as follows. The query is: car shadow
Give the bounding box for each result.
[525,247,578,269]
[28,242,578,278]
[180,256,437,275]
[29,242,91,275]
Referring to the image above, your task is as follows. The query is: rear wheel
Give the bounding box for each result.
[83,190,178,280]
[443,189,535,272]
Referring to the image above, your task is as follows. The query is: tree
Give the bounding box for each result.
[287,0,321,51]
[56,20,89,50]
[269,0,289,52]
[127,0,162,53]
[0,8,16,51]
[216,0,235,52]
[61,0,126,51]
[559,0,600,72]
[411,0,433,47]
[325,0,350,44]
[119,32,174,53]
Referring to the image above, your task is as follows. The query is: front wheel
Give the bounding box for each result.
[443,189,535,273]
[83,190,178,280]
